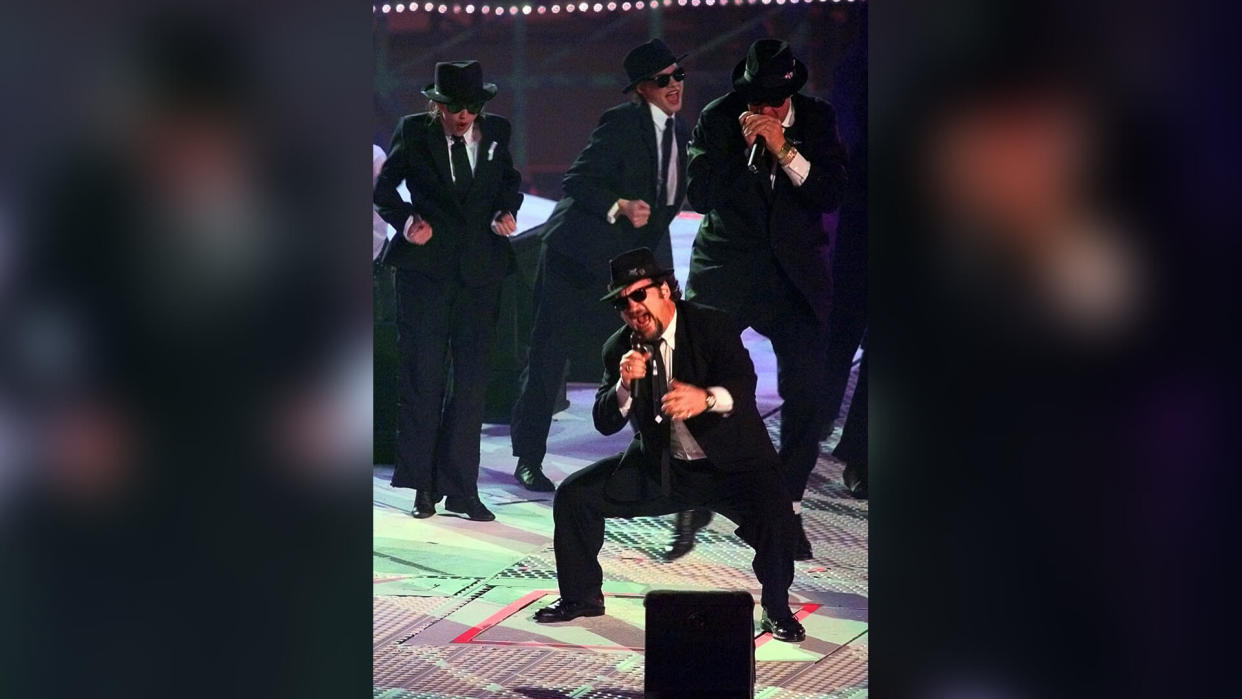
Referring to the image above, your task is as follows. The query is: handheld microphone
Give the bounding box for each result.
[746,135,767,174]
[630,331,654,375]
[630,330,663,422]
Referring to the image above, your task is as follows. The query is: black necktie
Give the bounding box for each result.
[657,116,673,207]
[647,340,672,495]
[451,135,473,199]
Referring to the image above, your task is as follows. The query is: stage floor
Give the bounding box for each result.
[374,213,866,697]
[373,372,866,698]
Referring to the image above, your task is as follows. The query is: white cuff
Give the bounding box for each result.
[606,200,621,225]
[615,379,633,417]
[706,386,734,415]
[781,153,811,187]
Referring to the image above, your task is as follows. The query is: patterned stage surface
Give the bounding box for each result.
[374,214,866,697]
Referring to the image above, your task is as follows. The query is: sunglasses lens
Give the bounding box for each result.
[652,68,684,88]
[612,285,653,310]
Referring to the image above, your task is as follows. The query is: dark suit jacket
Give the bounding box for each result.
[685,92,847,323]
[540,101,689,281]
[374,112,524,285]
[592,301,780,500]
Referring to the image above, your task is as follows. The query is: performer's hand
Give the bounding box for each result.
[406,219,433,245]
[619,348,650,391]
[739,111,787,153]
[491,211,517,236]
[617,198,652,228]
[662,380,709,421]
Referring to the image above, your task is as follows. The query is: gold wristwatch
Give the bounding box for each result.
[776,142,797,166]
[704,392,717,411]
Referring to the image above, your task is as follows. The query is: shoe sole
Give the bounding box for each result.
[412,510,436,519]
[442,509,495,522]
[760,621,807,643]
[515,476,556,492]
[533,608,605,623]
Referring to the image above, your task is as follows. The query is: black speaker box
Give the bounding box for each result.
[644,590,755,698]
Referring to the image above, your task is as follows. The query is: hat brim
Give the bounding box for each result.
[421,82,499,104]
[621,54,690,93]
[730,57,808,103]
[599,265,676,302]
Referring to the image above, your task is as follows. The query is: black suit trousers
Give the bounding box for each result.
[551,453,797,616]
[718,267,832,501]
[509,245,619,463]
[391,269,502,496]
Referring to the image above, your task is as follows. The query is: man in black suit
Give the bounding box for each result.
[683,39,848,559]
[531,248,806,643]
[374,61,524,522]
[508,39,690,494]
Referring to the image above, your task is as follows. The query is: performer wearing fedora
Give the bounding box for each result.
[531,247,806,643]
[374,60,524,522]
[508,39,690,496]
[681,39,848,559]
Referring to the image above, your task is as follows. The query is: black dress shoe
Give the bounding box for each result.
[532,597,605,623]
[760,610,807,642]
[514,459,556,492]
[665,508,713,561]
[793,513,813,561]
[412,490,439,519]
[843,462,868,499]
[443,496,495,522]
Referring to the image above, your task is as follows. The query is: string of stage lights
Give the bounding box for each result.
[376,0,861,17]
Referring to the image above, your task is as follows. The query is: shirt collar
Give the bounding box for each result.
[648,101,673,130]
[446,123,476,145]
[659,307,678,351]
[782,99,796,129]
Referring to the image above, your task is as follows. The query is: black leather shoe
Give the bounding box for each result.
[793,513,813,561]
[760,610,806,643]
[412,490,439,519]
[843,462,868,499]
[665,508,713,561]
[532,597,605,623]
[443,496,496,522]
[514,459,556,492]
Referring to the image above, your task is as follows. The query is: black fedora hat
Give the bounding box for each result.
[600,248,675,301]
[731,39,808,104]
[422,61,498,104]
[621,39,688,93]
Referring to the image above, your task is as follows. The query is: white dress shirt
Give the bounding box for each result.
[444,123,479,182]
[614,309,735,460]
[649,101,678,207]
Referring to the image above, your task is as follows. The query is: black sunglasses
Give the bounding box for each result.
[648,67,686,88]
[611,282,660,310]
[443,101,484,115]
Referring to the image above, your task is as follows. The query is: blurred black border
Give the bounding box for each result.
[871,1,1242,696]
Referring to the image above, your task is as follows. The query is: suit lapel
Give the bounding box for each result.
[425,118,454,191]
[672,117,689,206]
[671,304,694,384]
[467,118,495,203]
[635,103,659,203]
